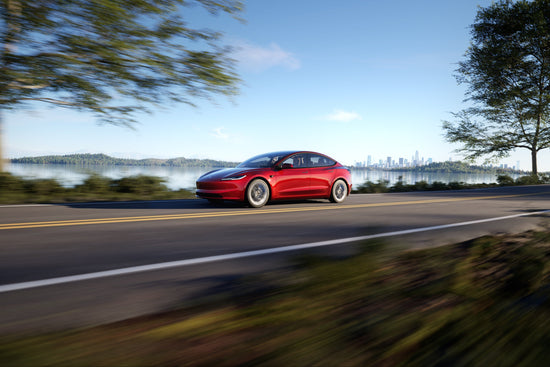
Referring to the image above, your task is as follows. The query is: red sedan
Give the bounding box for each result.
[196,151,352,207]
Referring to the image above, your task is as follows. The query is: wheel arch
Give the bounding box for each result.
[331,177,351,196]
[244,176,273,201]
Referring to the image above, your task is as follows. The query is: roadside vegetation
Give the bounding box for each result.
[352,173,550,194]
[0,172,194,204]
[3,228,550,366]
[1,172,550,204]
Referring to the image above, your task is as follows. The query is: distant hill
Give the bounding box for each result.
[10,153,239,168]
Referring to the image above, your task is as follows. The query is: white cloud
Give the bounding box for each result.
[323,110,363,122]
[231,40,301,72]
[211,127,229,140]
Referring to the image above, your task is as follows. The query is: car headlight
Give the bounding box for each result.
[221,174,247,181]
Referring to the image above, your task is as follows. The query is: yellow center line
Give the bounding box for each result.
[0,193,539,230]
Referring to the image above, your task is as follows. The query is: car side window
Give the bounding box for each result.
[309,154,335,167]
[282,153,308,168]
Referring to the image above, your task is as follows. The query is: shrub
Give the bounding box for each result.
[390,176,408,192]
[412,180,429,191]
[447,181,464,190]
[77,174,112,193]
[24,179,64,196]
[113,175,169,195]
[355,179,389,193]
[430,181,449,190]
[0,172,25,192]
[515,174,541,185]
[497,174,515,186]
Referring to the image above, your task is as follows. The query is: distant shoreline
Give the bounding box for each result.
[351,161,527,175]
[9,153,532,174]
[10,153,239,168]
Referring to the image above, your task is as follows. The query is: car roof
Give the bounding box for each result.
[267,150,327,157]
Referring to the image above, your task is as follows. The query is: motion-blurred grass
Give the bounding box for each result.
[0,172,195,203]
[3,229,550,366]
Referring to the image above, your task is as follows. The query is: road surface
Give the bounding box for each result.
[1,185,550,332]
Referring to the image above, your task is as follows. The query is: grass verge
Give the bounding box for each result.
[3,229,550,366]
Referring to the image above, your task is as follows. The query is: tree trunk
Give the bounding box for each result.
[0,113,4,172]
[531,148,538,175]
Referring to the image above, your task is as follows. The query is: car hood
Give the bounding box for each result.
[198,168,258,181]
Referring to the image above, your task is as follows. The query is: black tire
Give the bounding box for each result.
[330,179,348,203]
[246,179,270,208]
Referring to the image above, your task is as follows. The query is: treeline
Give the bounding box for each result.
[10,153,239,168]
[390,161,524,174]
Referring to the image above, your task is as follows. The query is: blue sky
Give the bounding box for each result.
[5,0,548,171]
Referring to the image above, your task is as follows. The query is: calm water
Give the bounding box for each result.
[5,163,520,191]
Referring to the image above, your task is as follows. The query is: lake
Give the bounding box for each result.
[5,163,520,191]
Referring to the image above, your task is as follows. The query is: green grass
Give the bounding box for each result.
[3,230,550,366]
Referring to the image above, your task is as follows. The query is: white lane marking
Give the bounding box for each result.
[1,209,549,293]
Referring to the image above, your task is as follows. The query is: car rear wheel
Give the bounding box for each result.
[330,179,348,203]
[246,179,270,208]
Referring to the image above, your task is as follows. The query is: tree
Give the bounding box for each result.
[443,0,550,174]
[0,0,243,171]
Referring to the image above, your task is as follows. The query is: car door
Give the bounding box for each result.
[307,153,336,196]
[273,153,311,198]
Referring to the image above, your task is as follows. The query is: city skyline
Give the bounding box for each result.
[355,150,522,171]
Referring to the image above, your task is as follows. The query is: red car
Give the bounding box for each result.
[196,151,352,207]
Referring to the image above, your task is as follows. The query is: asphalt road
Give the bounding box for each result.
[2,185,550,333]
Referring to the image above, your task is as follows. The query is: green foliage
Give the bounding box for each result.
[498,173,550,186]
[353,179,488,194]
[1,0,242,125]
[354,172,549,194]
[23,178,65,196]
[497,174,515,186]
[355,179,390,193]
[443,0,550,174]
[0,172,25,191]
[453,236,547,299]
[515,174,542,185]
[113,175,168,195]
[0,172,193,203]
[5,231,550,366]
[10,153,239,167]
[76,173,111,193]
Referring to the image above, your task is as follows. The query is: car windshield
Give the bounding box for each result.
[237,152,287,168]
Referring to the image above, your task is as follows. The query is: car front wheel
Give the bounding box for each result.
[330,179,348,203]
[246,179,270,208]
